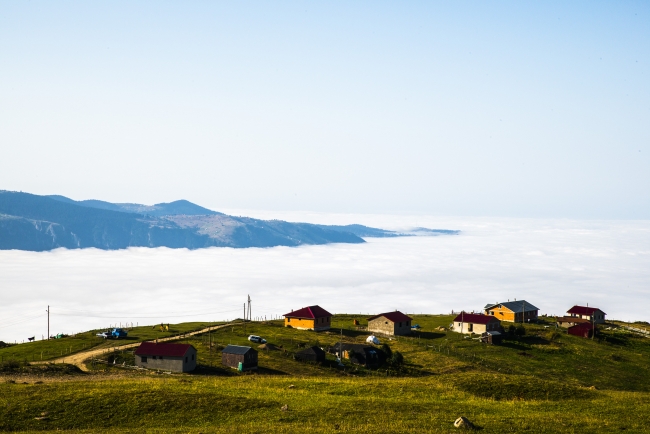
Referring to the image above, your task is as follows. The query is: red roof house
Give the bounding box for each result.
[567,306,606,324]
[367,311,413,336]
[134,342,196,372]
[284,305,332,331]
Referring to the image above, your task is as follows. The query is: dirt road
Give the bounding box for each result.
[34,322,239,371]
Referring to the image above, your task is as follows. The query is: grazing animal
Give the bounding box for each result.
[27,336,35,342]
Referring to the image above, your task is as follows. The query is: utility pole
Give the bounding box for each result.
[46,305,50,340]
[247,295,251,321]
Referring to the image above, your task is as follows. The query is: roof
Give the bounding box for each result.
[296,346,326,356]
[134,342,192,357]
[284,305,332,319]
[453,313,500,325]
[367,311,413,323]
[567,305,606,315]
[484,300,539,313]
[221,345,255,355]
[556,316,590,324]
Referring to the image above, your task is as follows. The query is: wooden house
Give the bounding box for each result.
[367,311,412,336]
[452,312,501,335]
[294,346,326,362]
[329,343,385,368]
[134,342,197,373]
[484,300,539,323]
[221,345,258,371]
[284,305,332,331]
[566,306,606,324]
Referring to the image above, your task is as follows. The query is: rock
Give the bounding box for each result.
[454,416,474,429]
[589,385,597,390]
[41,412,49,416]
[288,384,295,389]
[281,404,289,412]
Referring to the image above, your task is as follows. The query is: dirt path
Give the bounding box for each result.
[33,322,239,371]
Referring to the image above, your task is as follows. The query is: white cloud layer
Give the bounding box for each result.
[1,214,649,343]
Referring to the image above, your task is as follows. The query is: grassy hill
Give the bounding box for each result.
[1,315,649,433]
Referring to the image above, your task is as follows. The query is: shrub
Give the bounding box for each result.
[515,325,526,337]
[381,343,393,359]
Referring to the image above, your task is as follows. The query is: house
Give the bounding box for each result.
[367,311,412,336]
[484,300,539,323]
[556,316,591,328]
[329,343,385,368]
[284,305,332,331]
[451,312,501,335]
[134,342,197,372]
[221,345,258,371]
[294,346,326,362]
[568,322,594,339]
[567,306,606,324]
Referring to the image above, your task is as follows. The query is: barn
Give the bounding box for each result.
[568,322,594,338]
[221,345,258,371]
[134,342,197,373]
[295,346,326,362]
[367,311,413,336]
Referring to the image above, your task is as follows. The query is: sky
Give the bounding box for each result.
[1,214,648,343]
[0,1,649,218]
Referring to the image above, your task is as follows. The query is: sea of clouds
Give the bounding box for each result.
[1,213,649,343]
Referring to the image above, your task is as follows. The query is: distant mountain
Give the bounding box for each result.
[0,191,458,251]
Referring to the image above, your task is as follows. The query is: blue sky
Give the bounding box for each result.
[1,1,648,218]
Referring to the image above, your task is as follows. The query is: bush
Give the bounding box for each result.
[507,325,516,335]
[388,351,404,367]
[515,325,526,337]
[381,343,393,359]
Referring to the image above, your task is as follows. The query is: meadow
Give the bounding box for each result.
[2,315,650,433]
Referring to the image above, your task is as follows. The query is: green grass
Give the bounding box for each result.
[2,315,650,432]
[0,321,223,363]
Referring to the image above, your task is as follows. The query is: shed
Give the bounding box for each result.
[452,312,502,335]
[134,342,197,373]
[221,345,258,371]
[284,305,332,331]
[568,322,594,339]
[294,346,326,362]
[481,331,502,345]
[329,343,385,368]
[367,311,413,336]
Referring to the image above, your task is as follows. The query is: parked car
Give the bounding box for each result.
[248,335,267,344]
[96,331,111,339]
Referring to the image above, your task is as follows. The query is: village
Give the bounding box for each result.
[108,300,609,374]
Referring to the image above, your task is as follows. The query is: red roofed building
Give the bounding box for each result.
[367,311,413,336]
[452,312,501,335]
[284,305,332,331]
[567,306,606,324]
[134,342,197,372]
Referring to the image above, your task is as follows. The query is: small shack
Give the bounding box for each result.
[367,311,413,336]
[221,345,258,371]
[134,342,197,373]
[294,346,326,362]
[329,343,385,368]
[556,316,590,328]
[481,331,502,345]
[284,305,333,331]
[568,322,594,339]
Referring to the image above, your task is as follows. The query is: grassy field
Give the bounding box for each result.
[2,314,650,433]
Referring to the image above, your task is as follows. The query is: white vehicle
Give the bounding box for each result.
[247,335,267,344]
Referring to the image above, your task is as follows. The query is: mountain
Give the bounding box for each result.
[0,191,458,251]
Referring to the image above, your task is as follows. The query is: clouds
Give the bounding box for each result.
[1,215,648,342]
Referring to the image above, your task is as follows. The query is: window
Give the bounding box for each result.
[191,354,194,361]
[185,357,188,363]
[159,356,163,360]
[141,356,147,363]
[468,323,473,332]
[152,356,157,360]
[287,318,291,322]
[399,322,402,327]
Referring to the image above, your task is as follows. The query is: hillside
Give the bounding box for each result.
[1,316,649,432]
[0,191,458,251]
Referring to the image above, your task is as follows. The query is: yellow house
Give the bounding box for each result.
[484,300,539,323]
[283,305,332,331]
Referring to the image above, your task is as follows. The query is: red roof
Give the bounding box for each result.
[284,305,332,319]
[453,313,499,325]
[567,305,606,315]
[134,342,193,357]
[367,311,412,323]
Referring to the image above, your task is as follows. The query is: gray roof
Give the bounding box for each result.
[485,300,539,312]
[222,345,255,355]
